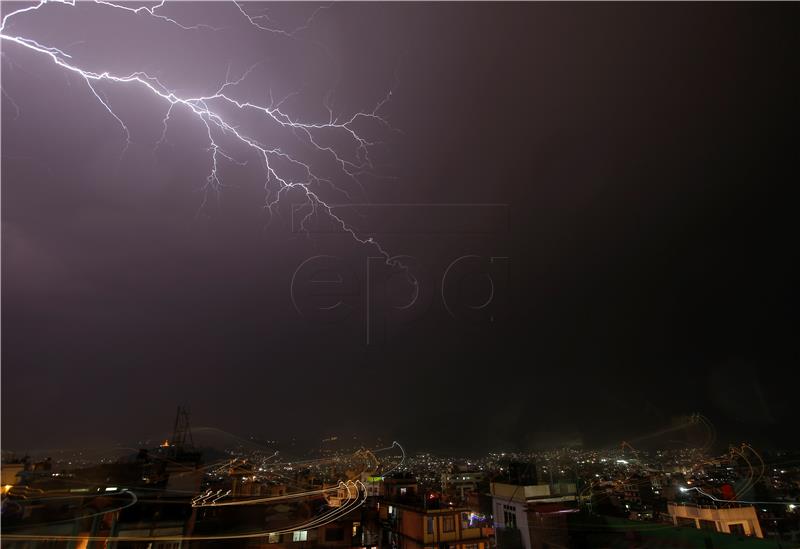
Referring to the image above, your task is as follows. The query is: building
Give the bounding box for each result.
[246,507,370,549]
[384,474,419,501]
[668,502,764,538]
[230,461,288,498]
[191,482,378,549]
[490,482,579,549]
[380,502,492,549]
[442,472,486,503]
[361,472,385,498]
[1,459,26,488]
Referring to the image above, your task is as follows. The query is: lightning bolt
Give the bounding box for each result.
[232,0,334,37]
[1,0,397,263]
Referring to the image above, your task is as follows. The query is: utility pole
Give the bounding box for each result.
[171,404,194,453]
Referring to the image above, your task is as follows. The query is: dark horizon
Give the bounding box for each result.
[2,2,798,456]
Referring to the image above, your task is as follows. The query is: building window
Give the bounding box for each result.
[503,505,517,529]
[729,523,746,536]
[268,533,281,544]
[700,520,717,531]
[442,515,455,532]
[464,545,479,549]
[427,517,435,534]
[353,522,360,538]
[292,531,308,542]
[400,487,407,495]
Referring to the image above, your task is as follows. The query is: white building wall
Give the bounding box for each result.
[494,498,530,549]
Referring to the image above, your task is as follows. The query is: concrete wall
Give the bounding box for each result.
[668,503,763,538]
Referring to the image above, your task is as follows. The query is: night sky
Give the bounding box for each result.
[2,2,798,455]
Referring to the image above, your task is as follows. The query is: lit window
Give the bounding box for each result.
[268,533,280,543]
[292,531,308,542]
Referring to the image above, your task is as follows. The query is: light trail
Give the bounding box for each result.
[725,443,764,501]
[740,444,766,499]
[1,480,367,543]
[680,486,799,507]
[2,442,392,542]
[0,0,398,262]
[192,482,341,507]
[693,413,717,453]
[374,440,405,477]
[0,489,138,530]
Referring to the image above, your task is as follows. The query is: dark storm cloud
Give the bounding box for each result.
[2,2,798,454]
